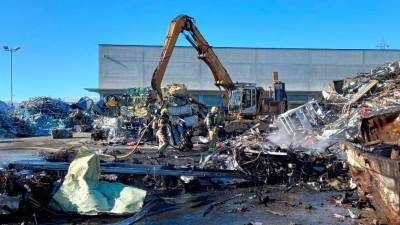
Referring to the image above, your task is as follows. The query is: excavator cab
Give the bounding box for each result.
[228,83,258,117]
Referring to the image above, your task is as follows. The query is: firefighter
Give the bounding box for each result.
[153,108,171,157]
[205,106,221,153]
[105,95,119,117]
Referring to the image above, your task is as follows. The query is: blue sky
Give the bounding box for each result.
[0,0,399,101]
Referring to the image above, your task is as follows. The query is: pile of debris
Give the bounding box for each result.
[123,87,156,118]
[91,87,157,143]
[0,97,105,138]
[200,127,349,188]
[91,84,207,146]
[274,61,400,223]
[0,106,35,138]
[0,111,18,138]
[0,149,148,222]
[163,83,207,148]
[16,97,71,118]
[64,97,99,132]
[0,101,23,138]
[274,61,400,149]
[5,61,400,223]
[92,116,132,143]
[70,96,103,116]
[11,97,70,136]
[163,83,207,127]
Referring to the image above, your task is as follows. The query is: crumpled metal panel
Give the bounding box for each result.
[359,106,400,143]
[342,142,400,224]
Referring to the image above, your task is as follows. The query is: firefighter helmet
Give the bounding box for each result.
[210,106,219,113]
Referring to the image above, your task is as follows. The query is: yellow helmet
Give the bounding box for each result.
[160,108,169,115]
[210,106,219,113]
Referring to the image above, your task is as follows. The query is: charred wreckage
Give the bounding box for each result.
[1,13,400,225]
[2,61,400,224]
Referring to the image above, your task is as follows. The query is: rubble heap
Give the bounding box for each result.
[0,111,18,138]
[273,61,400,223]
[91,84,207,146]
[274,61,400,151]
[0,111,36,138]
[10,97,70,136]
[320,61,400,146]
[71,96,103,116]
[201,127,348,187]
[91,87,156,143]
[123,87,156,119]
[16,97,70,119]
[164,83,205,127]
[0,97,104,138]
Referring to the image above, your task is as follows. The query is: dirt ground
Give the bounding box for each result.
[0,133,383,225]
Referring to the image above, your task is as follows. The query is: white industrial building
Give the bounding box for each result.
[87,45,400,106]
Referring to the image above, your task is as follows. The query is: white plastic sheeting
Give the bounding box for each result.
[49,148,146,215]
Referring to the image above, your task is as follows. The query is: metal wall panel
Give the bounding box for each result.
[99,45,400,91]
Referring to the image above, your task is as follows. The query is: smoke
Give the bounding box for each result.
[267,129,296,148]
[267,127,342,154]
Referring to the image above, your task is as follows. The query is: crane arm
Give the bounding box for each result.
[151,15,234,100]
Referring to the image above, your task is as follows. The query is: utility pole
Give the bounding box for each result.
[3,46,21,107]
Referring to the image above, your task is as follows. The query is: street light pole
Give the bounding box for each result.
[10,50,13,107]
[3,46,20,107]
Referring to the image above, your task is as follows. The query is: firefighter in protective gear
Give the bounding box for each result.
[205,106,221,153]
[105,95,119,117]
[153,108,172,157]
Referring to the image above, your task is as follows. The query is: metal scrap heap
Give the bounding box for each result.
[275,61,400,223]
[10,97,71,136]
[0,97,102,138]
[200,126,349,188]
[17,97,71,119]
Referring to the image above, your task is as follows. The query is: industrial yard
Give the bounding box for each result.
[2,1,400,225]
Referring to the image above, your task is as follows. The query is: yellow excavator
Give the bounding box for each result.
[151,15,287,122]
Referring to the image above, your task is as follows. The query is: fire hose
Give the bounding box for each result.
[98,117,185,160]
[97,118,156,160]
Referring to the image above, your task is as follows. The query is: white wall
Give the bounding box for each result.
[99,45,400,91]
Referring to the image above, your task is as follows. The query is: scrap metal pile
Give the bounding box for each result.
[2,97,72,137]
[275,61,400,150]
[274,60,400,223]
[91,84,207,146]
[163,83,205,127]
[183,61,400,223]
[0,102,36,138]
[320,61,400,150]
[17,97,71,118]
[200,126,349,188]
[3,62,400,223]
[92,87,157,143]
[162,83,207,147]
[0,145,254,224]
[0,102,18,138]
[0,84,206,142]
[0,97,101,138]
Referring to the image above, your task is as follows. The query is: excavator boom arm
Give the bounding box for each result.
[151,15,234,100]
